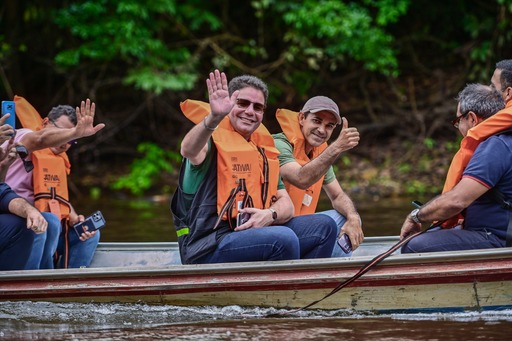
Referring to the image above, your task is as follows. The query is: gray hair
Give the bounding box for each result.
[457,83,505,119]
[47,105,77,125]
[228,75,269,104]
[496,59,512,89]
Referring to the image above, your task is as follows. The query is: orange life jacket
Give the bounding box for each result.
[441,101,512,228]
[180,100,280,229]
[275,108,327,215]
[32,149,72,220]
[14,95,72,221]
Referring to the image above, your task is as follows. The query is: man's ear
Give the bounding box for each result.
[298,112,305,125]
[504,86,512,103]
[41,117,49,127]
[468,111,481,126]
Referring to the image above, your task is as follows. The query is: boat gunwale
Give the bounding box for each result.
[1,237,512,281]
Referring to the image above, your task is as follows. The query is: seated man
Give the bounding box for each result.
[2,98,105,268]
[0,135,49,270]
[171,70,337,264]
[400,83,510,252]
[273,96,363,256]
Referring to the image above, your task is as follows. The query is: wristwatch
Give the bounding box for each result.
[410,208,421,224]
[269,208,277,221]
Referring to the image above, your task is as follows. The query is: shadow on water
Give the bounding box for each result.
[73,194,428,242]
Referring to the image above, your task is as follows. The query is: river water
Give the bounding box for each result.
[2,195,512,339]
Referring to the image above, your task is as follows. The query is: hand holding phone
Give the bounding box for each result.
[1,101,16,130]
[73,211,106,238]
[337,233,352,253]
[236,212,250,227]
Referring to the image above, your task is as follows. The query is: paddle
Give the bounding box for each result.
[265,202,441,317]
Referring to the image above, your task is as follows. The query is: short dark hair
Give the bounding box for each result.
[47,105,77,125]
[228,75,269,104]
[496,59,512,89]
[457,83,505,119]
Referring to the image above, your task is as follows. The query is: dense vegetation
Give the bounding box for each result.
[1,0,512,198]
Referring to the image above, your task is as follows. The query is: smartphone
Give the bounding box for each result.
[412,200,423,208]
[73,211,106,237]
[1,100,16,130]
[337,233,352,253]
[236,212,250,226]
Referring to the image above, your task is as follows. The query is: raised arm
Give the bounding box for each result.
[280,117,359,189]
[181,70,239,165]
[19,99,105,153]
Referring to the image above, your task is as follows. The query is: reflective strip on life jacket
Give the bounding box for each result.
[180,99,280,228]
[276,108,327,216]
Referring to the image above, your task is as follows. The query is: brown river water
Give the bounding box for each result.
[1,195,512,340]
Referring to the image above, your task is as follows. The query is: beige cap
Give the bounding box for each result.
[301,96,341,124]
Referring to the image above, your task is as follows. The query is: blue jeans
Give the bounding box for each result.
[57,228,100,268]
[317,210,352,257]
[24,212,61,270]
[200,214,337,264]
[0,213,35,270]
[401,227,505,253]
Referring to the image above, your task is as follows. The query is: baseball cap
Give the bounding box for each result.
[301,96,341,124]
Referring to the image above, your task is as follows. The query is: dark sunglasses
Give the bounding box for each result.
[236,98,266,113]
[15,145,34,173]
[451,112,470,128]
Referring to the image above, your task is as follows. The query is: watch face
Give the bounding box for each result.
[272,210,277,220]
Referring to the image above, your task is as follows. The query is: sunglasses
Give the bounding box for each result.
[15,145,34,173]
[235,98,266,113]
[451,111,470,128]
[49,119,78,146]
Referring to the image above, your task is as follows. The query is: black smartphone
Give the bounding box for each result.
[1,100,16,130]
[73,211,106,237]
[236,212,250,226]
[412,200,423,208]
[337,233,352,253]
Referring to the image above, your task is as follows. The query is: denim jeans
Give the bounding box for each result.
[57,228,100,268]
[401,227,505,253]
[0,213,35,270]
[24,212,61,270]
[316,209,352,257]
[200,213,337,264]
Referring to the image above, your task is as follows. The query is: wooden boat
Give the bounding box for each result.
[1,236,512,314]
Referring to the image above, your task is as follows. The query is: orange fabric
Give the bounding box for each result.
[32,149,71,220]
[441,101,512,228]
[276,108,327,215]
[14,95,72,220]
[14,95,44,131]
[180,99,280,219]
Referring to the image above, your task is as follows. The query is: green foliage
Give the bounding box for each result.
[54,0,216,93]
[281,0,410,76]
[423,138,435,150]
[111,142,181,196]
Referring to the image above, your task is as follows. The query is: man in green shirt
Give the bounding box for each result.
[273,96,363,256]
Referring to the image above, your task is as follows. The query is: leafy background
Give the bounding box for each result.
[1,0,512,199]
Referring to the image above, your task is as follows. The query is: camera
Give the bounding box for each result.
[236,212,250,227]
[73,211,106,237]
[337,233,352,253]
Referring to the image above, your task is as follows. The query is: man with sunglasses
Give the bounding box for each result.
[1,99,105,269]
[400,82,511,252]
[273,96,363,257]
[172,70,337,264]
